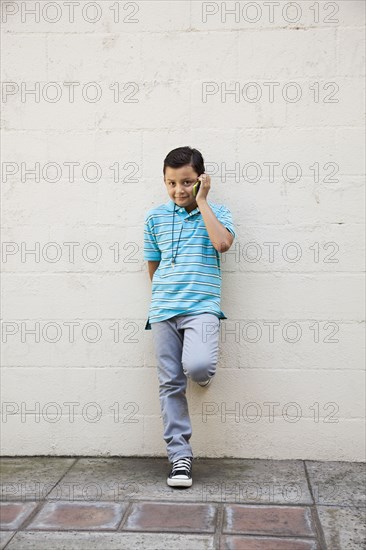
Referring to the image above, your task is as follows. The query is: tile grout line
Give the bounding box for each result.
[2,527,330,538]
[5,458,79,533]
[213,503,224,549]
[42,457,80,500]
[310,506,327,550]
[3,499,45,548]
[14,500,52,532]
[116,500,134,532]
[2,530,17,550]
[5,496,358,508]
[303,460,328,550]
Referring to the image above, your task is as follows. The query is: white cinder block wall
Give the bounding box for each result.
[1,1,365,460]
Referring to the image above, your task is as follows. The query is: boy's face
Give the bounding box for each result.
[164,165,200,213]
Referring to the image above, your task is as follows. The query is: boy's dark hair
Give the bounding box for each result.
[163,146,205,177]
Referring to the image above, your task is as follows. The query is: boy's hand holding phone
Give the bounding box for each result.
[192,173,210,202]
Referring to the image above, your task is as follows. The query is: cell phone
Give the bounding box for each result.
[192,179,201,197]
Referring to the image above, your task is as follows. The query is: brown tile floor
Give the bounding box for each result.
[0,457,365,549]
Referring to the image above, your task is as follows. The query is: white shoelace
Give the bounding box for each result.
[172,457,192,473]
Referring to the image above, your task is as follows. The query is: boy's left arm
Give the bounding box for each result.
[197,199,235,253]
[195,174,235,253]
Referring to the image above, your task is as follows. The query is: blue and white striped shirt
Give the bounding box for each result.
[143,198,236,330]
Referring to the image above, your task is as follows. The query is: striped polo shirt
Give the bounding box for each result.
[143,198,235,330]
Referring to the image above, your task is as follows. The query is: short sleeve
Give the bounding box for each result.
[144,214,161,261]
[216,205,236,238]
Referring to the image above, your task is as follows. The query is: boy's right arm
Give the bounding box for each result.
[144,213,161,280]
[147,260,160,282]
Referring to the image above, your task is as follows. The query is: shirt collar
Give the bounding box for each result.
[165,198,201,216]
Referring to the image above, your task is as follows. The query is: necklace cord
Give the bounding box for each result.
[171,206,184,266]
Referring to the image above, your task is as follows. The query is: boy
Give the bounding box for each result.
[143,146,235,487]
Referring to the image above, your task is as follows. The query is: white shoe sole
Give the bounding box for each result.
[198,378,212,387]
[167,477,193,487]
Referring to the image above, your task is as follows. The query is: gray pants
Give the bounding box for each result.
[151,313,220,463]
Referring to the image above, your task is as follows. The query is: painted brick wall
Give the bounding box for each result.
[1,0,365,460]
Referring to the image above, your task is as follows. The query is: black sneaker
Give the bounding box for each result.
[167,456,193,487]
